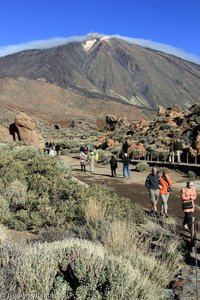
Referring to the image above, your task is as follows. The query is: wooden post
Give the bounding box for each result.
[191,217,196,253]
[186,152,189,164]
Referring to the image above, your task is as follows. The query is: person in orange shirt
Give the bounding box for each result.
[159,170,173,217]
[180,180,197,230]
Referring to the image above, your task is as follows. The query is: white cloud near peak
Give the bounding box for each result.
[0,33,200,65]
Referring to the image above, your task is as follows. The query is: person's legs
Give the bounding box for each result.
[170,151,175,163]
[113,168,116,177]
[160,194,169,216]
[111,167,114,177]
[183,212,191,229]
[150,189,159,214]
[123,165,127,178]
[176,150,182,163]
[127,166,131,178]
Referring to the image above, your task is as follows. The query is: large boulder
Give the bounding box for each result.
[14,112,44,148]
[106,115,129,131]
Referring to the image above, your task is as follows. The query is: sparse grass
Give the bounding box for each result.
[83,196,105,223]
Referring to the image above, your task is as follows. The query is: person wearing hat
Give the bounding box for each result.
[180,180,197,229]
[145,167,161,216]
[122,153,131,179]
[88,152,95,172]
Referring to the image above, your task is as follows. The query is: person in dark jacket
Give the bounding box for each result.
[110,155,118,177]
[145,167,161,216]
[122,153,131,178]
[55,143,60,156]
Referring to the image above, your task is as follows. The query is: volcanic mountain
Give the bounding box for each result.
[0,35,200,123]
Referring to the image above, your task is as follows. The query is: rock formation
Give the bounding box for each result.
[14,112,44,148]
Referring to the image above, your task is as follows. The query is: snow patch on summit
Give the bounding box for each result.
[83,39,97,51]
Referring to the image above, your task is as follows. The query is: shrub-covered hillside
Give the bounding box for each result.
[0,144,184,300]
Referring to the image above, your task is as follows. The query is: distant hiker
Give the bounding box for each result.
[169,140,175,163]
[80,151,87,172]
[44,142,49,154]
[180,180,197,230]
[122,139,129,154]
[174,139,183,163]
[48,141,54,156]
[83,145,88,154]
[88,152,95,172]
[55,143,60,156]
[122,153,131,178]
[159,170,172,217]
[93,148,99,161]
[145,167,161,216]
[110,155,118,177]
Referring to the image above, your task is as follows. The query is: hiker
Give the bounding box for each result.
[180,180,197,230]
[93,148,99,161]
[169,140,175,163]
[55,143,60,156]
[122,153,131,178]
[159,170,172,217]
[83,145,88,155]
[44,141,49,154]
[80,151,87,172]
[110,155,118,177]
[48,142,54,156]
[145,167,161,216]
[174,139,183,163]
[88,152,95,172]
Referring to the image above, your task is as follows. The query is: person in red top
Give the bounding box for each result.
[159,170,173,217]
[180,180,197,229]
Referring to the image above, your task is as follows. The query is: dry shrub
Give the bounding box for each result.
[0,238,166,300]
[0,225,7,244]
[83,197,105,223]
[102,220,137,255]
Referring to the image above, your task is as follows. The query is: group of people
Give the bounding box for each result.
[44,142,61,157]
[79,146,98,173]
[109,153,131,178]
[145,166,197,230]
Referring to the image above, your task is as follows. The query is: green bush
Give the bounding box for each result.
[188,170,197,179]
[135,161,149,172]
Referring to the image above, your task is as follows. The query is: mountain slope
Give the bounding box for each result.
[0,36,200,119]
[0,77,146,123]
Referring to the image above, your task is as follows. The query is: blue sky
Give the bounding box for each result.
[1,0,200,63]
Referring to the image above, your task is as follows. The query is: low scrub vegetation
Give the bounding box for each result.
[0,144,185,299]
[135,161,149,172]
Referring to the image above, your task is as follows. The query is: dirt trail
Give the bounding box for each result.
[60,153,200,222]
